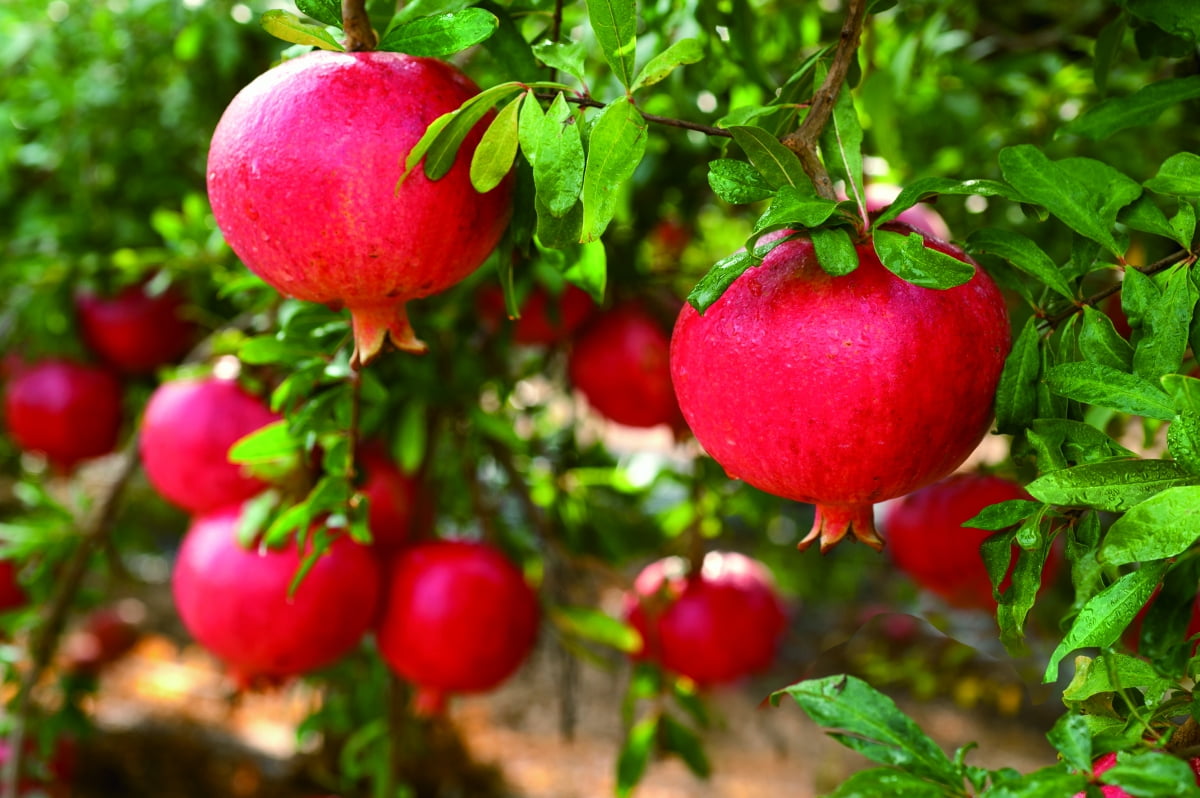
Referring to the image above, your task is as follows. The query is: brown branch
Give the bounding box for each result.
[779,0,870,200]
[342,0,377,52]
[1039,248,1192,330]
[536,93,732,139]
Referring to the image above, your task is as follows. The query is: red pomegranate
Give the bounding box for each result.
[882,473,1059,610]
[376,539,539,713]
[172,504,382,684]
[3,359,123,471]
[206,51,513,364]
[62,601,145,675]
[670,228,1010,552]
[477,283,596,345]
[568,301,682,429]
[1074,752,1200,797]
[358,443,421,552]
[624,551,787,687]
[0,559,25,613]
[75,279,196,373]
[139,376,280,514]
[1103,292,1132,338]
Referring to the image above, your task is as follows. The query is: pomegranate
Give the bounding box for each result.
[61,600,145,675]
[1103,292,1132,338]
[358,443,421,552]
[624,551,787,687]
[139,375,280,514]
[882,473,1060,610]
[206,51,513,364]
[376,539,539,713]
[568,301,683,429]
[1073,752,1200,797]
[172,504,382,684]
[670,227,1010,552]
[75,279,196,373]
[3,359,123,471]
[0,560,25,613]
[477,283,596,345]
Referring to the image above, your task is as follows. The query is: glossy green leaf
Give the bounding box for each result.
[963,499,1042,531]
[996,520,1056,652]
[238,334,316,365]
[980,765,1088,798]
[581,97,647,242]
[402,82,524,183]
[1118,195,1187,246]
[1093,12,1128,93]
[873,230,975,289]
[658,714,711,779]
[1044,361,1175,419]
[564,239,607,302]
[1079,306,1134,372]
[1167,415,1200,474]
[1026,459,1194,512]
[1105,751,1200,798]
[1062,653,1171,704]
[1133,263,1197,383]
[826,768,948,797]
[295,0,341,28]
[1162,373,1200,415]
[1064,76,1200,140]
[535,194,583,249]
[994,316,1040,434]
[1171,200,1197,244]
[871,177,1027,230]
[819,85,865,215]
[686,237,787,313]
[470,93,521,193]
[811,226,859,277]
[1116,0,1200,42]
[1144,152,1200,198]
[532,93,585,217]
[727,126,809,190]
[379,9,498,56]
[227,419,299,464]
[753,187,839,233]
[1047,714,1093,774]
[707,159,775,205]
[1101,485,1200,565]
[966,229,1075,300]
[260,10,344,50]
[1031,418,1135,464]
[631,37,703,91]
[531,39,587,83]
[394,401,427,474]
[615,715,659,797]
[587,0,637,88]
[551,605,641,652]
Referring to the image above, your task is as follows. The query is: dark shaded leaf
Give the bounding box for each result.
[1064,76,1200,140]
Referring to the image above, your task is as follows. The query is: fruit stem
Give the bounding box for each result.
[1038,248,1191,330]
[798,503,883,554]
[341,0,377,52]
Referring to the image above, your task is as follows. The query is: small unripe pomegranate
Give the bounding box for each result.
[3,359,123,471]
[207,51,513,364]
[172,505,382,684]
[624,551,787,687]
[1073,752,1200,797]
[75,279,196,373]
[0,560,25,613]
[671,228,1010,552]
[358,444,420,552]
[568,301,682,429]
[477,284,596,345]
[376,540,539,713]
[139,376,280,514]
[882,473,1059,610]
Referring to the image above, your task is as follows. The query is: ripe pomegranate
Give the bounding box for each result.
[624,551,787,687]
[882,473,1060,610]
[1073,752,1200,797]
[75,279,196,373]
[477,283,596,345]
[376,539,539,713]
[172,504,382,684]
[670,227,1010,552]
[568,301,683,429]
[207,51,513,364]
[3,359,123,471]
[358,443,421,552]
[0,560,25,613]
[139,375,280,514]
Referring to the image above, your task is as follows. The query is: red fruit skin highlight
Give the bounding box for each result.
[376,540,539,711]
[172,505,382,683]
[139,376,280,514]
[206,51,513,363]
[75,280,196,373]
[670,229,1010,552]
[3,359,123,471]
[625,551,787,687]
[568,302,682,429]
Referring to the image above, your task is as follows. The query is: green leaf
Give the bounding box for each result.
[707,159,775,205]
[551,605,641,652]
[998,145,1127,256]
[615,715,659,797]
[1047,714,1093,774]
[1121,264,1155,336]
[754,187,839,233]
[1144,152,1200,198]
[963,499,1042,531]
[1044,361,1175,419]
[994,317,1041,435]
[581,97,647,242]
[394,401,427,474]
[726,126,809,190]
[1101,485,1200,565]
[1118,195,1188,247]
[771,675,961,787]
[826,768,949,797]
[535,195,584,249]
[587,0,637,89]
[1093,12,1128,94]
[1171,200,1196,245]
[686,237,788,313]
[965,229,1075,301]
[1167,415,1200,474]
[378,9,499,57]
[402,82,524,183]
[810,226,859,277]
[1133,263,1197,383]
[871,177,1027,230]
[1116,0,1200,42]
[260,9,344,50]
[295,0,341,28]
[872,230,975,289]
[1062,653,1172,705]
[227,420,299,464]
[658,714,711,779]
[531,93,585,217]
[1043,560,1170,683]
[819,85,865,215]
[1079,306,1134,372]
[1030,418,1135,465]
[238,335,316,365]
[531,39,587,83]
[1063,76,1200,140]
[470,93,521,193]
[1162,373,1200,416]
[1026,459,1194,512]
[564,239,607,303]
[1106,751,1200,798]
[996,520,1056,653]
[980,765,1088,798]
[631,37,703,91]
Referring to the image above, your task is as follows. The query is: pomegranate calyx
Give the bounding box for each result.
[413,686,449,717]
[799,503,883,553]
[349,302,427,366]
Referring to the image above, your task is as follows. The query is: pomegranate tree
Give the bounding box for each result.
[477,283,596,345]
[206,51,512,364]
[881,473,1059,609]
[568,301,682,429]
[138,375,280,514]
[670,228,1010,551]
[172,504,382,684]
[3,359,123,471]
[624,551,787,687]
[375,539,539,713]
[75,279,196,373]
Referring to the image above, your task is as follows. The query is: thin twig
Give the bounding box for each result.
[341,0,377,52]
[535,93,732,139]
[780,0,870,199]
[1039,248,1192,330]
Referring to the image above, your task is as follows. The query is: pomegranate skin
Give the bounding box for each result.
[478,284,596,345]
[75,280,196,373]
[172,505,382,682]
[882,473,1058,609]
[670,230,1010,552]
[0,560,25,613]
[568,302,682,429]
[139,376,280,514]
[358,444,420,552]
[3,359,123,471]
[624,551,787,687]
[206,51,513,364]
[376,540,539,709]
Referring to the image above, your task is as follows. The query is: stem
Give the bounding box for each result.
[779,0,870,200]
[536,93,732,139]
[1038,248,1192,330]
[347,364,363,484]
[342,0,377,52]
